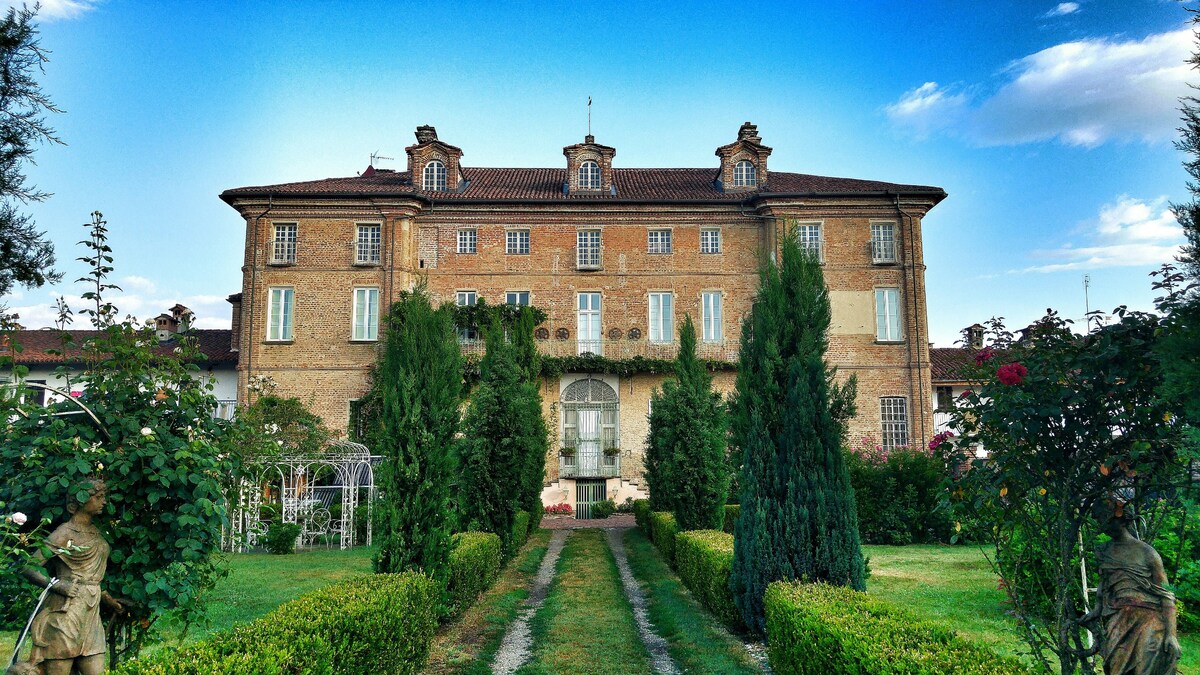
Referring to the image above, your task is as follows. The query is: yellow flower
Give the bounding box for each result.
[1039,488,1047,496]
[1164,412,1174,423]
[1000,486,1008,497]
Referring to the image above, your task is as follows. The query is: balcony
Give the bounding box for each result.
[559,431,621,479]
[214,399,238,420]
[459,337,738,364]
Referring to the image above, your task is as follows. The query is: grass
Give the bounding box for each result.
[518,530,652,675]
[622,528,760,674]
[866,544,1200,673]
[425,528,553,674]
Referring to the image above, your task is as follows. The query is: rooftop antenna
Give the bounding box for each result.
[587,96,592,137]
[369,151,393,168]
[1083,273,1092,330]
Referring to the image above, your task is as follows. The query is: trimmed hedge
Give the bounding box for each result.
[674,530,740,629]
[764,581,1034,674]
[447,531,503,616]
[649,512,679,563]
[722,505,740,534]
[511,510,531,555]
[633,499,651,534]
[112,572,439,674]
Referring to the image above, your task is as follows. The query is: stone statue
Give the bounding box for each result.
[18,478,125,675]
[1081,504,1181,674]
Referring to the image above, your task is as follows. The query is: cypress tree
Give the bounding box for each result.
[370,287,463,588]
[645,315,729,529]
[730,230,865,635]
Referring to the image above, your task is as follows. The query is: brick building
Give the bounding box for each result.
[220,122,945,514]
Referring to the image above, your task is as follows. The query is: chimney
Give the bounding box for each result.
[227,293,242,352]
[968,323,985,350]
[737,122,761,143]
[415,125,438,144]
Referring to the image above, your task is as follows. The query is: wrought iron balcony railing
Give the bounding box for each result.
[459,337,738,363]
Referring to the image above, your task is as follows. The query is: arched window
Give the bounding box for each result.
[579,160,601,190]
[423,160,447,191]
[561,378,620,477]
[733,160,757,187]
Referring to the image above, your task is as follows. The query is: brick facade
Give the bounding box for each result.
[222,123,945,506]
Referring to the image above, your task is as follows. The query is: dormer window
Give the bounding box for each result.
[423,161,447,191]
[579,160,601,190]
[733,160,757,187]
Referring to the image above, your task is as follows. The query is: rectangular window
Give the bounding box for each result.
[356,224,381,264]
[880,397,909,450]
[456,291,478,342]
[348,399,365,442]
[648,229,672,254]
[577,292,601,355]
[271,223,297,264]
[266,287,294,341]
[795,222,822,260]
[700,228,721,254]
[935,385,954,411]
[352,287,379,341]
[702,291,723,342]
[457,229,477,254]
[506,291,530,306]
[648,292,674,343]
[577,230,601,269]
[506,229,530,255]
[875,288,902,342]
[871,222,896,263]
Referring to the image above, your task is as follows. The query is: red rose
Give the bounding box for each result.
[997,362,1028,385]
[974,347,995,365]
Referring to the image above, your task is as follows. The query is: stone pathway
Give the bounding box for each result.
[491,529,568,675]
[541,513,635,529]
[606,527,680,675]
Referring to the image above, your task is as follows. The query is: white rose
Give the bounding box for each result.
[140,427,152,436]
[12,512,27,526]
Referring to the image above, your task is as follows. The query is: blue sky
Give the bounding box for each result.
[1,0,1193,347]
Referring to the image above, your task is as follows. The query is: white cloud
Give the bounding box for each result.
[4,287,232,330]
[121,275,157,294]
[886,28,1191,147]
[1013,195,1186,273]
[1043,2,1080,18]
[0,0,100,21]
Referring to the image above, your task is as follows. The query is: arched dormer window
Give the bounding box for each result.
[579,160,601,190]
[423,160,447,191]
[733,160,757,187]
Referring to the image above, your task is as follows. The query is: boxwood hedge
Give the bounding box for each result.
[447,531,503,616]
[633,499,651,534]
[674,530,740,628]
[511,510,531,555]
[722,505,740,534]
[764,581,1034,674]
[112,572,439,674]
[648,512,679,563]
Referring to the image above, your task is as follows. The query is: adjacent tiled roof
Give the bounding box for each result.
[221,167,945,203]
[3,329,237,366]
[931,347,973,383]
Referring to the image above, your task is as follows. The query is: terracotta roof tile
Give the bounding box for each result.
[931,347,974,383]
[3,329,237,367]
[221,167,945,203]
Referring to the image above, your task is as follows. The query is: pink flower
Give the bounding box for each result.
[10,512,27,526]
[997,362,1028,386]
[974,347,995,365]
[928,430,955,450]
[959,390,973,400]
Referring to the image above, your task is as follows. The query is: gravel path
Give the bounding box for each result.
[606,528,680,675]
[491,529,568,675]
[540,514,635,529]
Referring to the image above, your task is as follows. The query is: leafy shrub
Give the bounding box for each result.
[764,581,1033,674]
[722,505,740,534]
[649,512,679,564]
[529,500,544,532]
[510,511,531,555]
[112,572,439,674]
[264,522,302,555]
[616,497,637,513]
[1176,559,1200,632]
[591,499,616,520]
[545,503,572,516]
[845,444,952,545]
[674,530,740,628]
[446,531,503,617]
[633,500,651,533]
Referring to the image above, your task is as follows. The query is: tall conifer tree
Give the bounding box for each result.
[370,287,463,588]
[730,230,865,634]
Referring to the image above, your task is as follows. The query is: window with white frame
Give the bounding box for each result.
[577,229,601,269]
[356,224,381,264]
[700,228,721,254]
[423,160,447,191]
[271,223,297,264]
[733,160,757,187]
[875,288,902,342]
[579,160,601,190]
[266,287,294,341]
[871,222,897,263]
[648,229,672,254]
[352,287,379,341]
[880,397,909,450]
[795,222,822,260]
[702,291,723,342]
[506,229,530,255]
[457,228,477,254]
[577,293,601,354]
[506,291,530,306]
[456,291,478,342]
[648,292,674,343]
[935,385,954,411]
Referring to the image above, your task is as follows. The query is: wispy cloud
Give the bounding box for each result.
[1012,195,1185,273]
[0,0,100,21]
[1042,2,1080,18]
[886,28,1190,147]
[5,288,232,330]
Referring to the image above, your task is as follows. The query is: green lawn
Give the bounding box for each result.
[866,544,1200,673]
